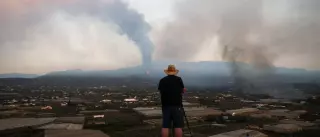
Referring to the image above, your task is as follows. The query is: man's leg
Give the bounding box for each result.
[162,128,169,137]
[161,107,171,137]
[172,107,184,137]
[174,128,183,137]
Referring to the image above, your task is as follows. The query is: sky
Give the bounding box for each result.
[124,0,176,24]
[0,0,319,74]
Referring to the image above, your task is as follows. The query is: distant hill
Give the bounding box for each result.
[0,73,38,78]
[0,61,319,87]
[41,61,234,78]
[0,61,318,98]
[41,61,320,78]
[1,61,319,79]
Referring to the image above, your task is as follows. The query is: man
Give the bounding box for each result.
[158,64,186,137]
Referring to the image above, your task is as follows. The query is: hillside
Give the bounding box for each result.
[0,61,319,88]
[0,73,38,78]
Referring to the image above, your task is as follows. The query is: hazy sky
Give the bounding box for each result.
[0,0,319,74]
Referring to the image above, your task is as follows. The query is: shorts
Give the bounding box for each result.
[161,106,184,128]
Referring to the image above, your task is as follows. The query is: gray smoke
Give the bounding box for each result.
[105,1,154,68]
[0,0,153,73]
[218,0,274,93]
[65,0,154,67]
[155,0,320,97]
[266,0,320,70]
[155,0,274,93]
[155,0,320,69]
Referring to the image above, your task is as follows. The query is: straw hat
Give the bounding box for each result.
[164,64,179,75]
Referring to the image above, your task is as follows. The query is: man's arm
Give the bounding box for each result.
[158,79,163,93]
[179,77,186,93]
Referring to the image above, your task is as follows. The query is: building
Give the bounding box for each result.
[45,129,109,137]
[0,118,56,137]
[218,98,244,110]
[133,107,223,118]
[39,123,83,130]
[279,119,317,129]
[208,129,268,137]
[133,107,161,118]
[39,117,85,130]
[0,117,110,137]
[143,119,162,126]
[266,109,301,119]
[0,93,21,103]
[0,118,56,131]
[263,124,302,134]
[79,109,119,115]
[182,101,200,107]
[226,108,259,116]
[55,117,85,124]
[124,98,138,102]
[100,99,112,103]
[260,99,280,104]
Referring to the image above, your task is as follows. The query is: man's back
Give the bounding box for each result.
[158,75,184,107]
[159,65,185,137]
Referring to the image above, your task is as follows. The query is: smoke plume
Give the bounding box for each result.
[218,0,274,93]
[154,0,320,69]
[0,0,153,73]
[154,0,272,93]
[155,0,320,97]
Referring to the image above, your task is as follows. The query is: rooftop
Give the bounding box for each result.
[0,118,56,131]
[264,109,302,119]
[226,108,259,115]
[55,117,85,124]
[133,107,223,117]
[279,119,316,127]
[38,123,83,130]
[264,124,302,134]
[45,129,110,137]
[208,129,268,137]
[79,109,119,114]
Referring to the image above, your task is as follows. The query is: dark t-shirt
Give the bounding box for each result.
[158,75,185,107]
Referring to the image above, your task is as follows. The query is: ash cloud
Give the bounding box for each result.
[154,0,275,94]
[63,0,154,67]
[218,0,274,94]
[155,0,320,97]
[0,0,153,73]
[104,1,154,67]
[155,0,320,69]
[266,0,320,70]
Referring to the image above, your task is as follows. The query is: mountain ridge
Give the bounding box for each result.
[0,73,38,78]
[0,61,319,78]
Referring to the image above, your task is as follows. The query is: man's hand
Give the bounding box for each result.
[183,88,187,93]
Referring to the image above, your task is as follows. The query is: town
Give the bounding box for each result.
[1,83,320,137]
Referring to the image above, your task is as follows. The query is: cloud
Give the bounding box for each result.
[152,0,320,70]
[0,0,152,73]
[0,11,142,74]
[151,0,320,97]
[1,0,320,74]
